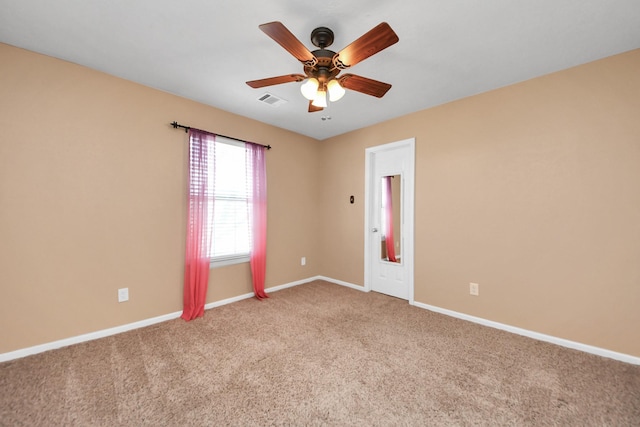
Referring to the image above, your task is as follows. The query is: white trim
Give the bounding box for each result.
[265,277,320,293]
[364,138,415,303]
[413,301,640,366]
[5,277,636,366]
[0,276,319,363]
[315,276,367,292]
[0,311,183,363]
[210,254,250,268]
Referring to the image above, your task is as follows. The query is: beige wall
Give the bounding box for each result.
[2,41,639,359]
[0,43,322,353]
[320,49,640,357]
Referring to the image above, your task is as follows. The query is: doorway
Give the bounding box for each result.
[364,138,415,302]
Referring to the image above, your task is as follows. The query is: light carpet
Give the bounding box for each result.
[1,280,639,426]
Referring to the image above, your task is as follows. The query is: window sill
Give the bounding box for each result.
[210,254,250,269]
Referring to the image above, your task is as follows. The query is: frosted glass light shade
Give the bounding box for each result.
[311,90,327,108]
[327,79,346,102]
[300,78,319,100]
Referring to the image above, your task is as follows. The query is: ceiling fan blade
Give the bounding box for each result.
[246,74,306,88]
[338,74,392,98]
[334,22,399,69]
[259,22,317,66]
[308,100,323,113]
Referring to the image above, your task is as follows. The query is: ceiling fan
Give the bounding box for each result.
[246,21,399,112]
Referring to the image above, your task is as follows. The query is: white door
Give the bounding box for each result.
[364,139,415,302]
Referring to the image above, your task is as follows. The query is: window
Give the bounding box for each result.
[198,136,253,267]
[184,128,269,315]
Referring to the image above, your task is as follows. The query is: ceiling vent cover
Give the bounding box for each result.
[258,93,287,107]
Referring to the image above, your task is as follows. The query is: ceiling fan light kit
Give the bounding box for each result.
[300,78,319,100]
[327,79,345,102]
[246,21,399,113]
[312,89,328,108]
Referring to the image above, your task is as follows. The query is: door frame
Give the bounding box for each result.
[364,138,415,304]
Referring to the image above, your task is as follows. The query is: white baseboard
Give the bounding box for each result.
[315,275,367,292]
[0,276,321,363]
[412,301,640,366]
[0,310,182,363]
[5,277,636,366]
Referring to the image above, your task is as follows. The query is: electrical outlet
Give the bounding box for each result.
[301,257,306,266]
[118,288,129,302]
[469,282,479,296]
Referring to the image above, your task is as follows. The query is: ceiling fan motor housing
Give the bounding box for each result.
[306,48,340,84]
[310,27,334,48]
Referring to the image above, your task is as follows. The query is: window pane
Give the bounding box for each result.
[207,137,252,260]
[211,199,250,257]
[212,141,249,199]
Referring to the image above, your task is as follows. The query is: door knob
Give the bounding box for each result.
[372,227,379,232]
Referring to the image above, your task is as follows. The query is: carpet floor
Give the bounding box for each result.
[1,280,639,426]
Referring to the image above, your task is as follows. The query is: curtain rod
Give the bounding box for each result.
[170,121,271,150]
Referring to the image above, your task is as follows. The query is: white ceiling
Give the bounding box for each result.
[1,1,639,140]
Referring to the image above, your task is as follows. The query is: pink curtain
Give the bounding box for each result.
[247,143,269,299]
[182,130,215,321]
[384,176,397,262]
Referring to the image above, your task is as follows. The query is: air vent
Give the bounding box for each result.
[257,93,287,107]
